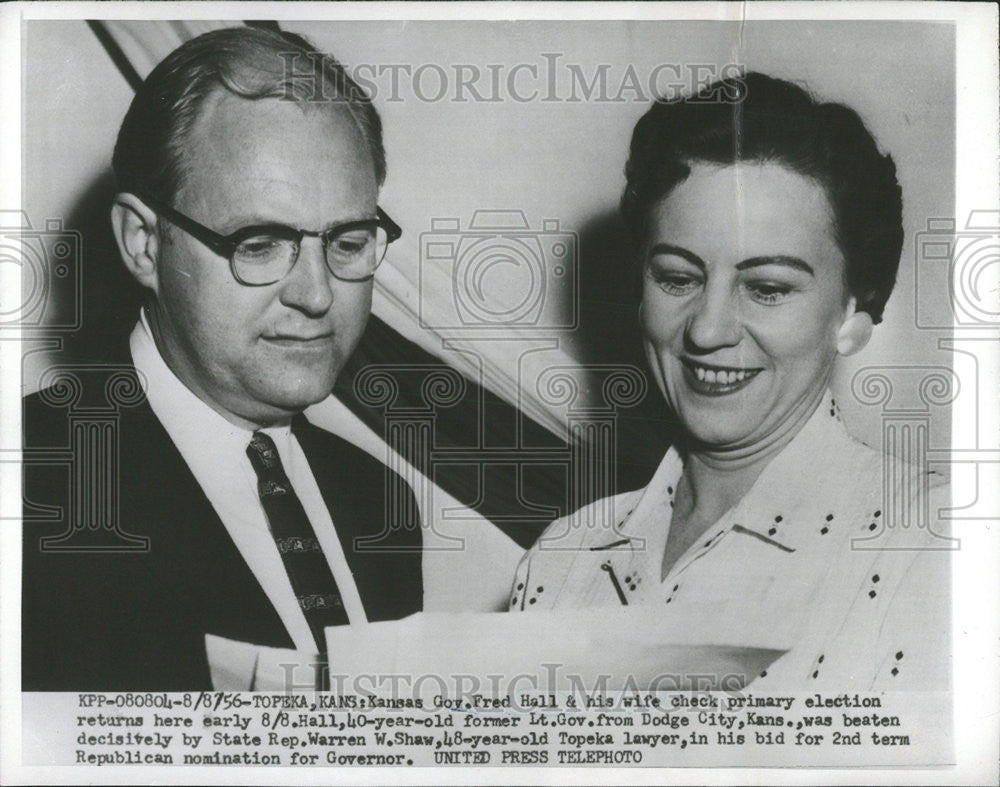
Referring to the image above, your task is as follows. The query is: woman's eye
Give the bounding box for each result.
[648,267,701,295]
[746,281,793,304]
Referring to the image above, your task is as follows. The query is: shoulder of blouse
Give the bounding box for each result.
[842,426,951,540]
[524,486,649,556]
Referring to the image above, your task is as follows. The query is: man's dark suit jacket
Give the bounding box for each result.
[22,365,423,691]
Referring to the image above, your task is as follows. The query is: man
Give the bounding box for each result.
[22,27,422,691]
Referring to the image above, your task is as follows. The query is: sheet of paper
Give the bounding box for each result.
[326,604,793,694]
[205,634,321,691]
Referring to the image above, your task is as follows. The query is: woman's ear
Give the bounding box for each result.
[110,193,162,294]
[836,297,874,356]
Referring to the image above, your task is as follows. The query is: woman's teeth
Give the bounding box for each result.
[693,366,752,384]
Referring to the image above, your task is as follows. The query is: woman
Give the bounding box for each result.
[510,73,950,690]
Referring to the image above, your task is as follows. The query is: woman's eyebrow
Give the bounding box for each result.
[736,256,815,275]
[647,243,705,268]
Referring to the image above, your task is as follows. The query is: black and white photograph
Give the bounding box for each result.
[1,2,997,784]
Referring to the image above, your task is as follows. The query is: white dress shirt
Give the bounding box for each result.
[130,310,367,655]
[511,393,951,690]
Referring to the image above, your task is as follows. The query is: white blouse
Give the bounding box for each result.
[510,394,951,690]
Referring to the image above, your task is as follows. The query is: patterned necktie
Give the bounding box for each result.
[246,431,349,653]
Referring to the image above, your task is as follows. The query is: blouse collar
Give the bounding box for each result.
[613,391,861,560]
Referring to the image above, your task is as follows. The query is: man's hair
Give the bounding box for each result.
[621,72,903,323]
[112,26,385,205]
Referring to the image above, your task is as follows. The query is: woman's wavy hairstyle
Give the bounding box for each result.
[621,72,903,323]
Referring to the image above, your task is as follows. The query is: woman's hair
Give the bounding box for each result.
[113,26,385,205]
[621,72,903,323]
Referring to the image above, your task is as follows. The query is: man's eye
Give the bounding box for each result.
[330,231,374,257]
[238,237,286,258]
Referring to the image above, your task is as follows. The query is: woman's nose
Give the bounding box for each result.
[684,286,742,350]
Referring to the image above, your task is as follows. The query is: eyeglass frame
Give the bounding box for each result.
[137,192,402,285]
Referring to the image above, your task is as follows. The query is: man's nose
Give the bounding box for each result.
[684,283,742,351]
[278,237,335,316]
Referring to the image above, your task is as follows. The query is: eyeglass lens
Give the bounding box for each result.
[233,226,389,284]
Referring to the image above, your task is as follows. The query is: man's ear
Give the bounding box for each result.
[110,193,162,294]
[836,297,874,356]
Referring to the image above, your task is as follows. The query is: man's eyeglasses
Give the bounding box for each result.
[139,194,402,285]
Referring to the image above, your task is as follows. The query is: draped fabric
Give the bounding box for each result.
[86,21,672,572]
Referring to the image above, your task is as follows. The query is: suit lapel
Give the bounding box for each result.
[121,399,294,649]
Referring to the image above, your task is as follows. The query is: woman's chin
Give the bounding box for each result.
[682,424,758,452]
[669,392,765,448]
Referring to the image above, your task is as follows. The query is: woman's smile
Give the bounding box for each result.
[681,359,764,395]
